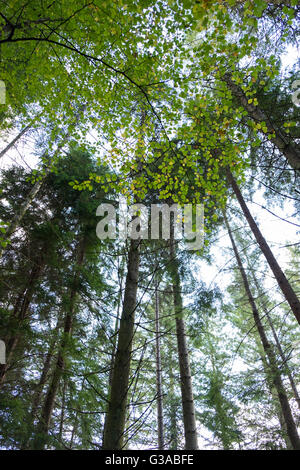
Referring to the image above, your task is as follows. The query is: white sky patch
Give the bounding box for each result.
[281,44,300,71]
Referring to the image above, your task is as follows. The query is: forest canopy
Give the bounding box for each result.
[0,0,299,451]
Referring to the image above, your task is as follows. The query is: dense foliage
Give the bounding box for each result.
[0,0,299,450]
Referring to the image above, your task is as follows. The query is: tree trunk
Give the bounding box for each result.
[226,167,300,325]
[225,215,300,450]
[31,325,59,419]
[0,106,85,259]
[256,338,293,449]
[249,270,300,413]
[223,73,300,170]
[0,115,39,159]
[265,312,300,413]
[166,330,179,450]
[102,239,140,450]
[169,365,179,450]
[169,231,198,450]
[32,237,86,449]
[101,259,123,443]
[59,377,67,442]
[155,281,164,449]
[0,178,46,257]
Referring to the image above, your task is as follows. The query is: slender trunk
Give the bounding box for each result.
[223,73,300,170]
[59,377,67,442]
[31,326,59,419]
[69,378,85,449]
[32,237,86,449]
[249,272,300,413]
[123,340,147,450]
[208,346,231,450]
[277,407,293,450]
[225,215,300,449]
[0,176,48,261]
[169,231,198,450]
[257,339,293,449]
[226,168,300,325]
[155,282,164,449]
[166,328,179,450]
[107,257,124,388]
[0,116,39,159]
[168,362,179,450]
[265,312,300,412]
[70,416,78,449]
[102,239,140,450]
[101,265,123,443]
[0,106,85,259]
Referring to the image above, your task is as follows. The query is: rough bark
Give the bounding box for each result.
[223,73,300,170]
[226,168,300,325]
[225,215,300,450]
[102,239,140,450]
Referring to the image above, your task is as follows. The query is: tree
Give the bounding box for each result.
[169,229,198,450]
[224,213,300,450]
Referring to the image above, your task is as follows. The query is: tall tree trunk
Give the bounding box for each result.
[108,257,124,388]
[101,259,123,442]
[223,73,300,170]
[249,268,300,413]
[225,215,300,450]
[32,236,86,449]
[166,330,179,450]
[265,312,300,413]
[31,324,59,420]
[102,239,140,450]
[226,168,300,325]
[169,365,179,450]
[59,377,67,442]
[256,338,293,449]
[155,281,164,449]
[169,231,198,450]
